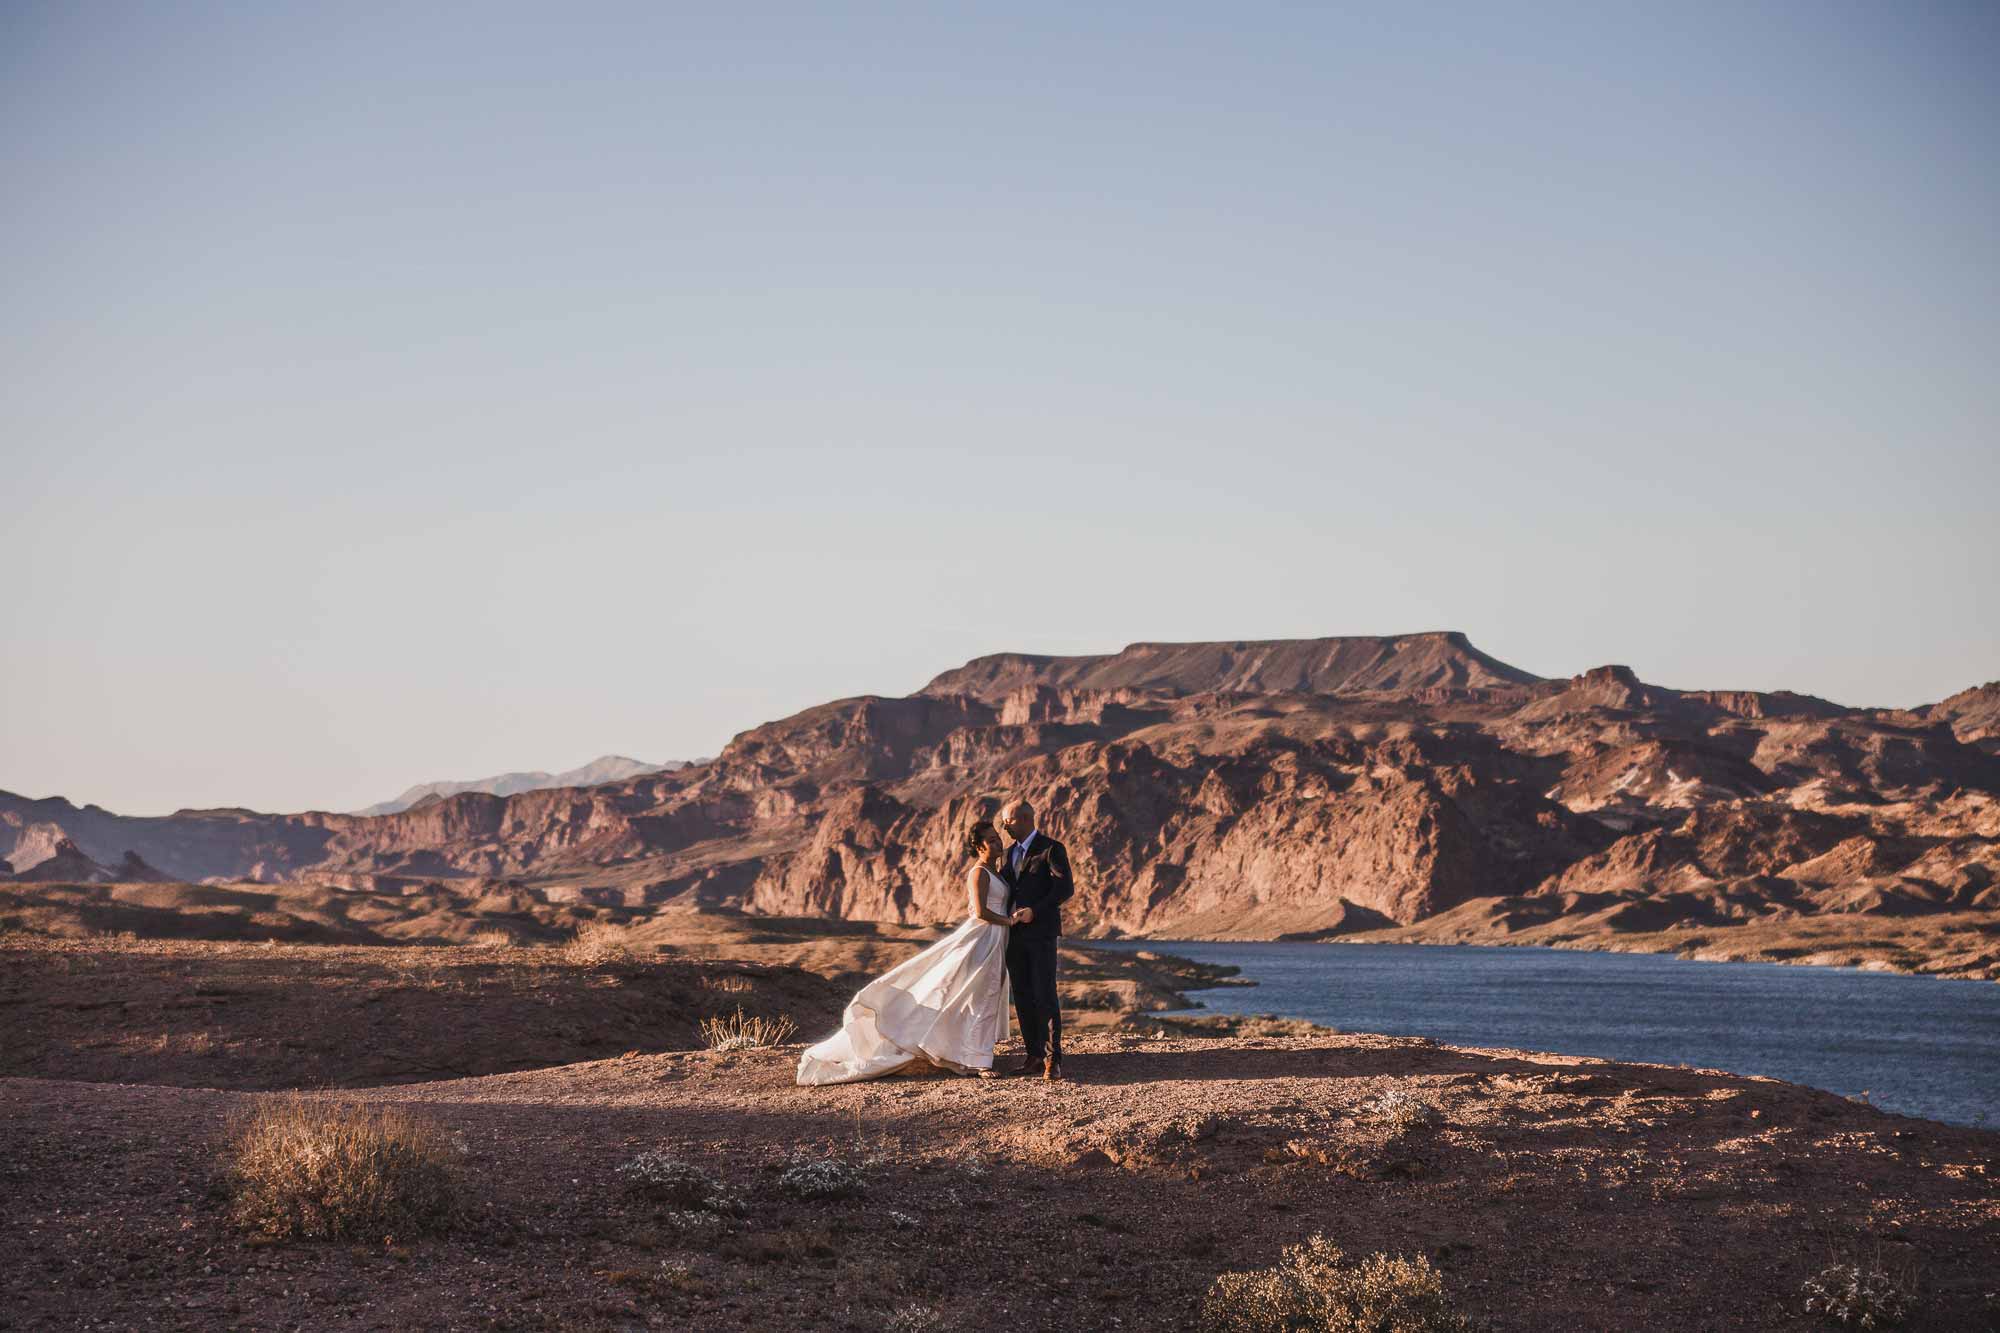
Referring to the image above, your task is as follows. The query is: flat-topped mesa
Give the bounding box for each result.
[920,631,1544,703]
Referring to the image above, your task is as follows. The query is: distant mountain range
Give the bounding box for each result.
[2,632,1995,962]
[355,755,698,816]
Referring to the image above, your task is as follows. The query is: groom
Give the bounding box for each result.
[997,798,1074,1080]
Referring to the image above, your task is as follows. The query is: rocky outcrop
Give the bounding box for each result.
[1927,681,2000,753]
[11,839,114,884]
[111,852,173,883]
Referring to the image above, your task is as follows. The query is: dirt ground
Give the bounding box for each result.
[0,932,1237,1091]
[4,1029,1996,1331]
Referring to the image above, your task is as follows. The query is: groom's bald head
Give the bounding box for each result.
[998,800,1035,842]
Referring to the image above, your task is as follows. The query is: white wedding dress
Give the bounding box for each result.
[795,868,1013,1085]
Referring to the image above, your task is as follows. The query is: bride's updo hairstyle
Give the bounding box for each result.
[961,819,998,862]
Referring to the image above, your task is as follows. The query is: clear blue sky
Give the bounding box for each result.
[4,1,1995,814]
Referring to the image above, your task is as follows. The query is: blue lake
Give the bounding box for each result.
[1093,940,2000,1128]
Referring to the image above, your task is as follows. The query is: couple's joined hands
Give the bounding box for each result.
[1010,907,1034,925]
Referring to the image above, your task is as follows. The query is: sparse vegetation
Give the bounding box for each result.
[1802,1263,1912,1328]
[468,927,515,949]
[777,1151,866,1201]
[700,1005,797,1051]
[615,1152,743,1213]
[1201,1235,1469,1333]
[1369,1089,1441,1137]
[885,1306,946,1333]
[654,1209,730,1245]
[556,920,629,965]
[227,1098,460,1242]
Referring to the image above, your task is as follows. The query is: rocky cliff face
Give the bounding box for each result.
[5,634,1997,941]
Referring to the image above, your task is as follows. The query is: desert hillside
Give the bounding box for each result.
[4,633,1997,974]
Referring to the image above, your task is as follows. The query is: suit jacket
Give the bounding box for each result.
[1002,831,1074,942]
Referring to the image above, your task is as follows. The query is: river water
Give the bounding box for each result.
[1093,940,2000,1127]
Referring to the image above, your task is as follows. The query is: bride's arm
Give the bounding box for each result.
[966,866,1012,925]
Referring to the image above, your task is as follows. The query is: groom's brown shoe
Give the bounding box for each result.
[1043,1057,1064,1082]
[999,1057,1040,1078]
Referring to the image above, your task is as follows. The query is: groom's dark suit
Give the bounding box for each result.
[1002,830,1074,1069]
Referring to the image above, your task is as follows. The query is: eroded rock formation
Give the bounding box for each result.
[4,634,1997,944]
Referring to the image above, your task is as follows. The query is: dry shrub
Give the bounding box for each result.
[701,973,757,995]
[1802,1262,1913,1328]
[1369,1090,1441,1137]
[556,920,628,965]
[777,1152,865,1201]
[228,1099,460,1242]
[700,1005,797,1051]
[468,927,516,950]
[1202,1235,1469,1333]
[615,1152,743,1214]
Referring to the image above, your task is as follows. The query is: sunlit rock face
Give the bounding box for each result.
[4,635,1996,939]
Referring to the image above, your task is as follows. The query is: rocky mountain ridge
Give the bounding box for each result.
[4,634,1996,960]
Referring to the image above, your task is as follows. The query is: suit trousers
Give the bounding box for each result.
[1006,933,1062,1062]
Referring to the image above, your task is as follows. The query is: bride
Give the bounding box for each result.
[795,819,1015,1085]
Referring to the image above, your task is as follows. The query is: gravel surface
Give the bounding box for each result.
[4,1031,1996,1331]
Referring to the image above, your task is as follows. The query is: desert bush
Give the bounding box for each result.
[701,972,757,995]
[1368,1090,1441,1137]
[615,1152,743,1212]
[777,1152,866,1201]
[700,1005,798,1051]
[655,1209,729,1245]
[556,920,628,965]
[228,1099,460,1242]
[468,927,515,949]
[1202,1235,1469,1333]
[1802,1263,1911,1328]
[657,1258,705,1293]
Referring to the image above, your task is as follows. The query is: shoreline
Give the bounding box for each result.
[1088,935,2000,1129]
[1085,908,2000,985]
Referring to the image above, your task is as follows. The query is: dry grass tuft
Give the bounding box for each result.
[699,1005,797,1051]
[228,1098,461,1242]
[1202,1235,1469,1333]
[555,920,629,965]
[467,927,516,950]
